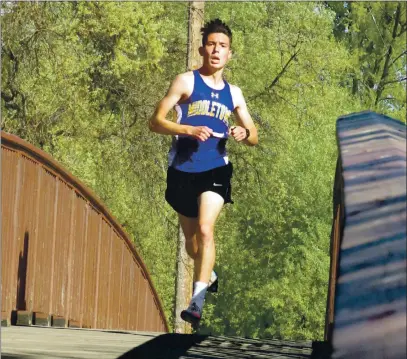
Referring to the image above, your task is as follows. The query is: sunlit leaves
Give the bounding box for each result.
[2,1,402,339]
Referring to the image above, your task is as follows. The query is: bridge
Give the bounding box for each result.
[1,111,405,358]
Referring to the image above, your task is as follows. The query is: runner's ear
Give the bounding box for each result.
[198,46,204,56]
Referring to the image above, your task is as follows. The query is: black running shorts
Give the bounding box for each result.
[165,162,234,218]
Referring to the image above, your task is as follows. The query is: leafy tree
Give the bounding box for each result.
[199,1,364,339]
[2,1,402,339]
[326,1,406,121]
[1,0,186,327]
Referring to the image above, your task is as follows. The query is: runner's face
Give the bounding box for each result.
[201,33,231,69]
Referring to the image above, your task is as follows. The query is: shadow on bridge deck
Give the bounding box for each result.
[1,326,332,359]
[117,333,331,359]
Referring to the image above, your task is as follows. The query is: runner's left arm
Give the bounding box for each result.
[229,85,258,146]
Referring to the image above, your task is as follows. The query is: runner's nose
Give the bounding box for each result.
[213,43,220,53]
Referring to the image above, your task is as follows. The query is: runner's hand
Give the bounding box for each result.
[189,126,213,142]
[229,126,247,142]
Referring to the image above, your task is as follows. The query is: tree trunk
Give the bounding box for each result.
[186,2,205,71]
[173,1,204,334]
[374,3,401,106]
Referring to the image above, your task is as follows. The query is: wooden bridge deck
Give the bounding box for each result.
[1,325,319,359]
[1,326,156,359]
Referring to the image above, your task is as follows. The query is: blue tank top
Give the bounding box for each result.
[168,70,235,173]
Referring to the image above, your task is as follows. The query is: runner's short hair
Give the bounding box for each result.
[201,19,232,46]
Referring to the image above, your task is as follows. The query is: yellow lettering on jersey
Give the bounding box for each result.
[188,102,197,117]
[209,102,218,117]
[204,100,210,116]
[219,105,226,121]
[187,100,231,125]
[224,109,231,123]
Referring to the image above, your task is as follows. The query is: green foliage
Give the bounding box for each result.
[1,1,404,339]
[327,1,406,121]
[1,0,186,328]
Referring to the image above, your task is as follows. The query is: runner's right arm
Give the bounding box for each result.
[149,74,213,142]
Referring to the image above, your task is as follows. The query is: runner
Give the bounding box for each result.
[149,18,258,327]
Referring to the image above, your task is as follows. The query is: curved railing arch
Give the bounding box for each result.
[1,131,168,332]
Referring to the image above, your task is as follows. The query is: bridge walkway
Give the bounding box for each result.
[1,325,320,359]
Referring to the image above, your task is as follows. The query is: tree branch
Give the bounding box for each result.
[375,3,401,105]
[265,49,300,93]
[392,3,401,39]
[390,50,407,66]
[397,23,407,37]
[248,49,300,102]
[377,97,397,103]
[383,77,406,86]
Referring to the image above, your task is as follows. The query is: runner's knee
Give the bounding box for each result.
[197,223,214,242]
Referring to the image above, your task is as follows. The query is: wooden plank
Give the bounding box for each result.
[1,326,314,359]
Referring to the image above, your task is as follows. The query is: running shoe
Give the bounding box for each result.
[181,301,202,327]
[208,270,218,293]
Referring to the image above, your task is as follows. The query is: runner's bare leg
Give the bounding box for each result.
[195,191,224,283]
[178,214,199,260]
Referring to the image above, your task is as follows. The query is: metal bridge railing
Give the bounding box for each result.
[1,131,168,332]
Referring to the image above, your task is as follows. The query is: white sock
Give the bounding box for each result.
[193,281,208,298]
[191,281,208,308]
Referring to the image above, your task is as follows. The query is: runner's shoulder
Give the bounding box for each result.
[229,83,244,108]
[174,71,194,85]
[172,71,194,98]
[229,83,242,95]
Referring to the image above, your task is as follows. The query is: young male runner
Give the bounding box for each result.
[149,19,258,326]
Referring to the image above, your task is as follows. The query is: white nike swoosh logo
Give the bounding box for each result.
[212,132,226,138]
[213,183,223,186]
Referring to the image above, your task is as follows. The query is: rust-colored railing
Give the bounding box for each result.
[1,131,169,332]
[324,157,344,343]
